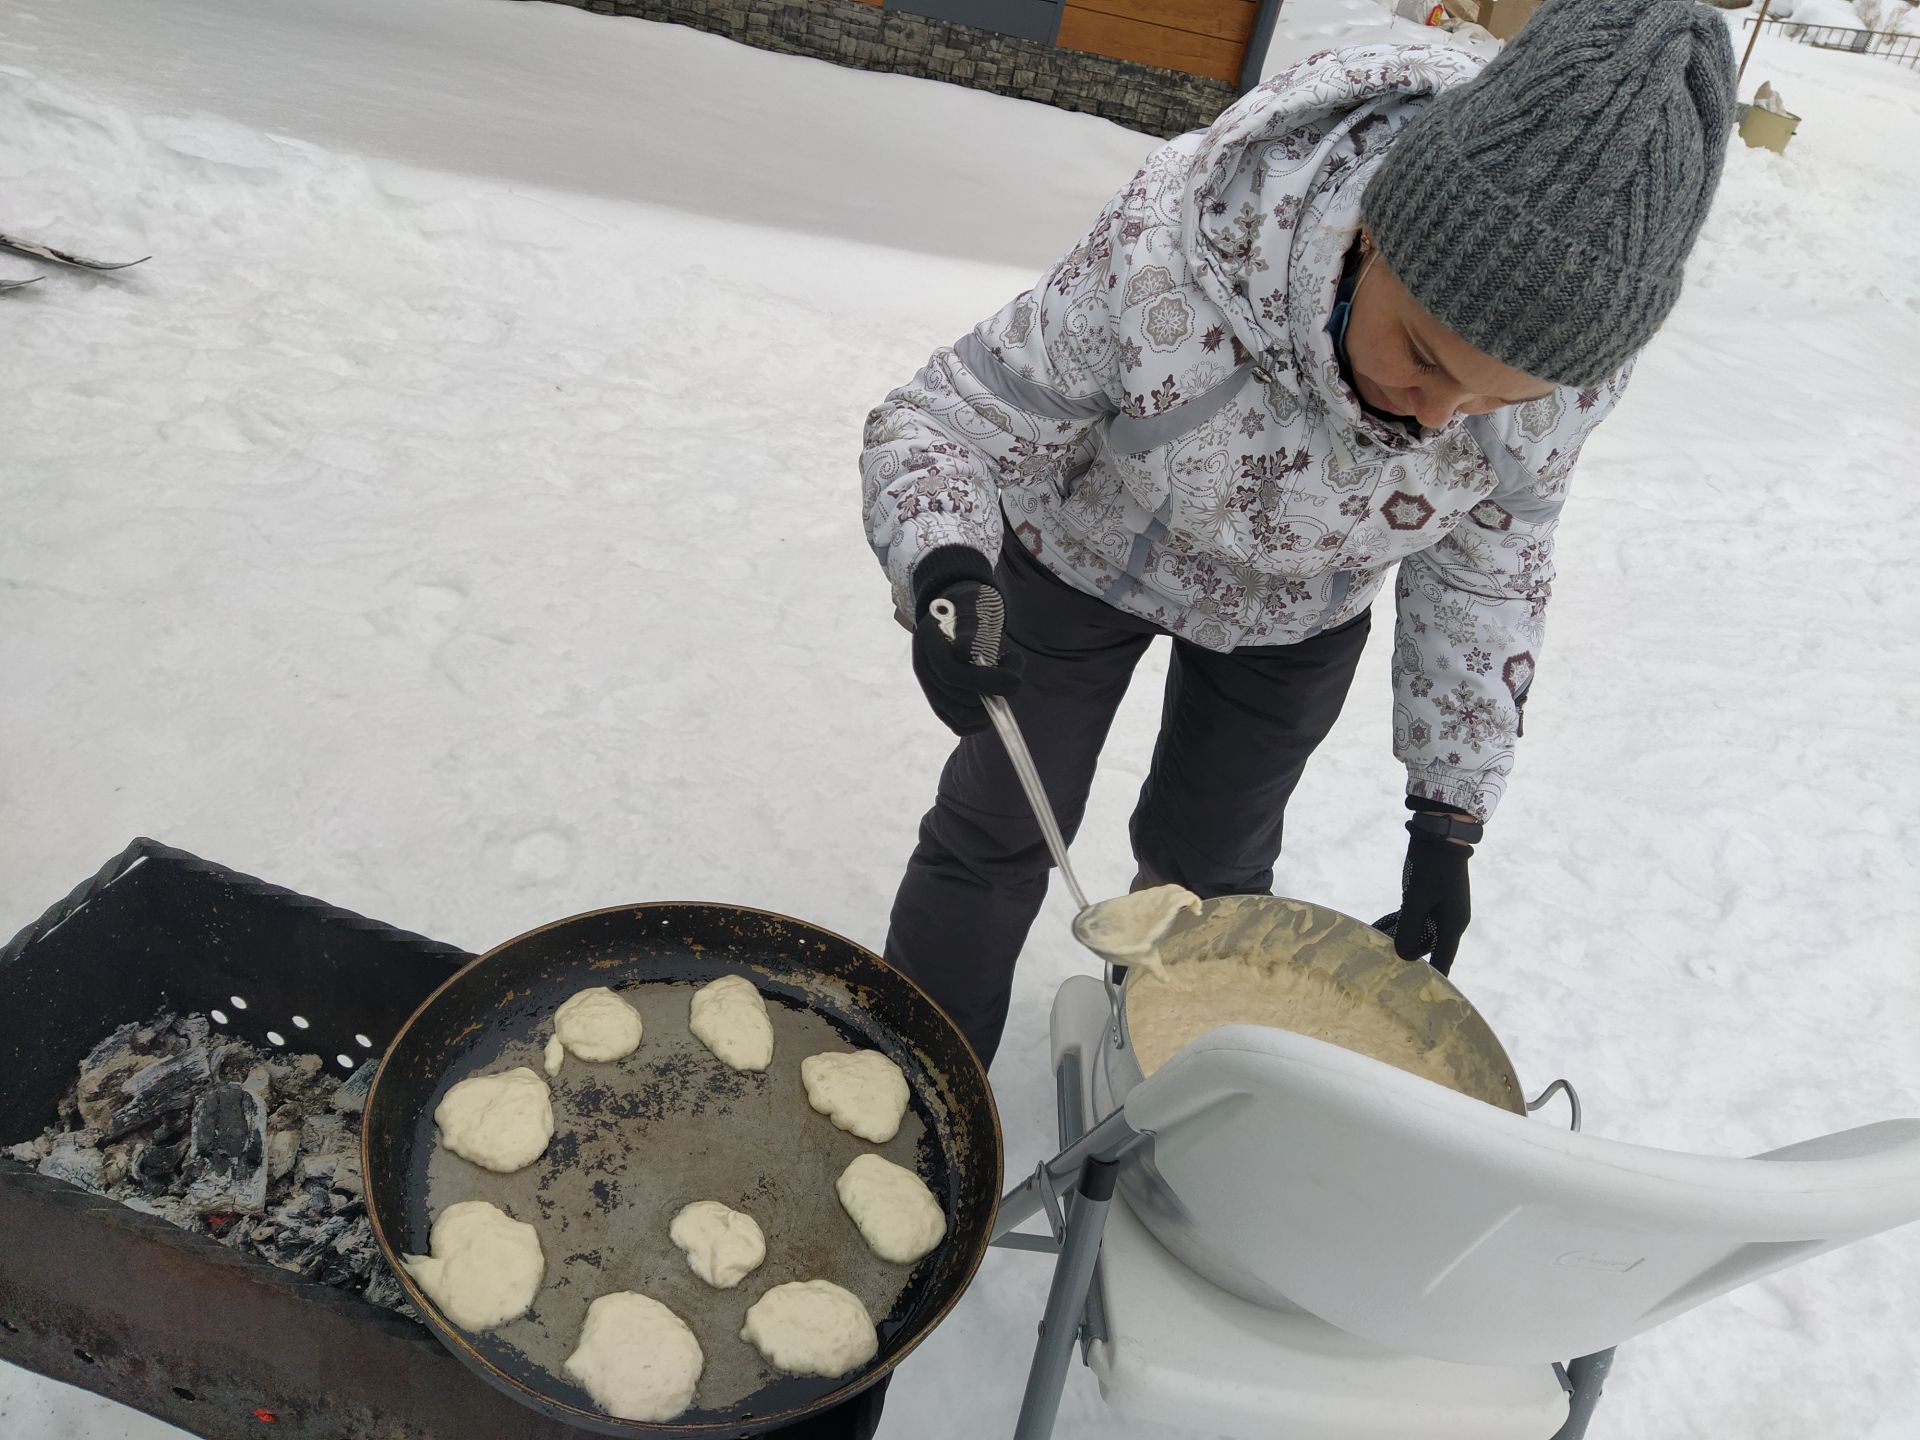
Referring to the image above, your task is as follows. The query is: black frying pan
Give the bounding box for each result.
[362,902,1001,1437]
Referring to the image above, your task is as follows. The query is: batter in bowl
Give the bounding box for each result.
[1126,949,1464,1089]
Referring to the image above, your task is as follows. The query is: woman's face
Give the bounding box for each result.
[1342,235,1557,430]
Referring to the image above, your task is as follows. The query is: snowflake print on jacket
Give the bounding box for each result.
[860,45,1632,822]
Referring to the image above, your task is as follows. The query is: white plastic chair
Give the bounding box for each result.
[988,974,1920,1440]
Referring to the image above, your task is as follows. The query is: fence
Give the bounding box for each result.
[1743,14,1920,70]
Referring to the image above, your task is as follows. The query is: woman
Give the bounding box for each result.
[860,0,1736,1064]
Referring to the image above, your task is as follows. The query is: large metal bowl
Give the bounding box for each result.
[1089,894,1524,1310]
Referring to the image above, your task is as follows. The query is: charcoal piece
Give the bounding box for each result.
[241,1064,273,1105]
[104,1047,212,1140]
[75,1021,168,1128]
[362,1263,408,1311]
[296,1111,360,1195]
[331,1060,376,1114]
[122,1194,185,1220]
[271,1054,323,1086]
[267,1128,299,1182]
[183,1083,269,1215]
[132,1132,190,1185]
[291,1215,350,1266]
[100,1143,132,1187]
[38,1133,107,1192]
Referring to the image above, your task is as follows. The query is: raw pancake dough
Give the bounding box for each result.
[1075,884,1202,978]
[669,1199,767,1289]
[543,1035,564,1077]
[1127,956,1461,1089]
[740,1280,877,1377]
[401,1199,543,1330]
[553,986,644,1063]
[434,1066,555,1172]
[564,1291,704,1423]
[800,1049,910,1144]
[688,975,774,1071]
[835,1153,946,1264]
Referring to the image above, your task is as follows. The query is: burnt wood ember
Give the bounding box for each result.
[36,1132,106,1191]
[132,1130,190,1185]
[332,1060,376,1114]
[72,1017,198,1129]
[185,1084,268,1215]
[105,1048,212,1140]
[8,1010,414,1318]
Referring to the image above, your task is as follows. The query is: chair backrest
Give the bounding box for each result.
[1120,1025,1920,1366]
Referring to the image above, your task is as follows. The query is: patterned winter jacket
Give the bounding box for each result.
[860,45,1632,823]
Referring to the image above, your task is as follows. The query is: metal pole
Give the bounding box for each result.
[1011,1158,1120,1440]
[1738,0,1775,87]
[1551,1348,1618,1440]
[1240,0,1286,94]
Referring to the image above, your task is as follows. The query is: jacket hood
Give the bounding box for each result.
[1180,46,1486,442]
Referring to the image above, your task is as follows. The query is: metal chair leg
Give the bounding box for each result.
[1552,1348,1616,1440]
[1011,1157,1120,1440]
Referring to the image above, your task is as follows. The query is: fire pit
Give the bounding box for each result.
[0,840,887,1440]
[10,1006,414,1317]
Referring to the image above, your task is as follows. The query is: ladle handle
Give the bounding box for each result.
[983,697,1130,1047]
[982,695,1090,914]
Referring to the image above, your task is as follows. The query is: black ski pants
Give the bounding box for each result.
[885,538,1371,1066]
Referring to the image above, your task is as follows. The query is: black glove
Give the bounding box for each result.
[910,545,1024,736]
[1374,801,1481,974]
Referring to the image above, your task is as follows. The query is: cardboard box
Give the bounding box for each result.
[1738,103,1802,154]
[1738,82,1802,155]
[1475,0,1541,40]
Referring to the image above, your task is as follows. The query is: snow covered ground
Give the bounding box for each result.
[2,0,1917,1436]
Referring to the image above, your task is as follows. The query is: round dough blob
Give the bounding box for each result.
[543,1034,564,1077]
[835,1153,946,1264]
[688,974,774,1071]
[564,1291,704,1423]
[554,986,644,1063]
[434,1066,554,1172]
[401,1200,543,1330]
[669,1199,767,1289]
[740,1280,877,1377]
[800,1049,909,1144]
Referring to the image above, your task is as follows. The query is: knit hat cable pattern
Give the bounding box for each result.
[1361,0,1737,386]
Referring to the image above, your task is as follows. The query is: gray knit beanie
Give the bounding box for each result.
[1361,0,1736,386]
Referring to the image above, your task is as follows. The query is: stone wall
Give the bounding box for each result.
[531,0,1242,137]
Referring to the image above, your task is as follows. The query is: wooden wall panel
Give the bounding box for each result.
[1068,0,1255,44]
[1057,5,1247,83]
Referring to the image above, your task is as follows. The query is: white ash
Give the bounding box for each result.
[8,1011,414,1318]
